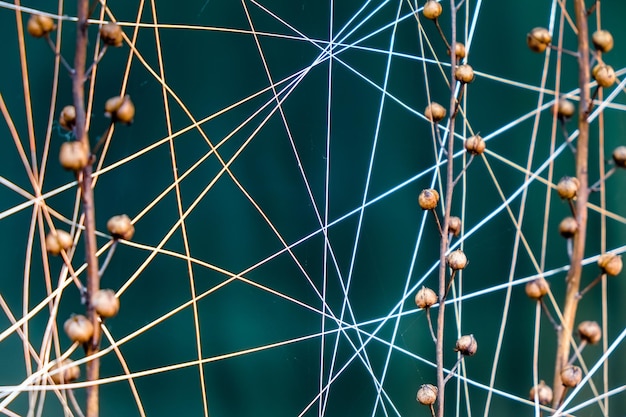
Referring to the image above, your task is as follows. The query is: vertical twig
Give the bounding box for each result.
[552,0,590,406]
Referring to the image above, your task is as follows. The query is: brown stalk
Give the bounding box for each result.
[551,0,590,407]
[72,0,101,415]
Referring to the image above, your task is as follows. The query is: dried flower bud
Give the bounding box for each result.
[418,188,439,210]
[45,230,73,256]
[464,135,485,155]
[450,42,466,60]
[59,141,89,171]
[415,286,438,309]
[612,146,626,168]
[107,214,135,240]
[49,359,80,384]
[416,384,438,405]
[592,64,616,88]
[454,334,477,356]
[100,22,123,47]
[578,320,601,344]
[554,98,575,119]
[527,27,551,53]
[447,249,467,271]
[556,176,580,200]
[27,14,56,38]
[525,277,549,300]
[454,64,475,84]
[529,380,553,405]
[592,30,614,53]
[422,1,442,20]
[105,95,135,124]
[59,105,76,130]
[448,216,462,236]
[597,252,622,276]
[92,289,120,318]
[63,315,94,344]
[558,217,578,238]
[425,102,446,122]
[561,365,582,388]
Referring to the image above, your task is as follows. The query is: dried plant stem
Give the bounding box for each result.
[72,0,101,416]
[552,0,590,406]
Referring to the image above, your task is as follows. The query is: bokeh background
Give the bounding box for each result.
[1,1,626,416]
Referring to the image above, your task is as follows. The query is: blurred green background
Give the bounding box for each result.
[1,1,626,416]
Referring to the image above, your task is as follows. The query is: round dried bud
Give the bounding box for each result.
[63,315,94,344]
[561,365,582,388]
[612,146,626,168]
[424,102,446,122]
[416,384,438,405]
[448,216,462,237]
[450,42,466,60]
[464,134,485,155]
[49,359,80,384]
[27,14,56,38]
[529,380,553,405]
[415,286,438,309]
[105,95,135,124]
[554,98,575,119]
[447,249,467,271]
[556,176,580,200]
[592,30,614,53]
[107,214,135,240]
[45,230,73,256]
[454,64,475,84]
[592,64,616,88]
[59,141,89,171]
[597,252,622,276]
[92,289,120,318]
[558,217,578,238]
[418,188,439,210]
[525,277,549,300]
[578,320,601,344]
[454,334,477,356]
[59,105,76,130]
[422,1,443,20]
[527,27,551,53]
[100,22,124,47]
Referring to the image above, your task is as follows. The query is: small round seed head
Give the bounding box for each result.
[107,214,135,240]
[529,380,553,405]
[418,188,439,210]
[578,320,601,344]
[525,277,550,300]
[100,22,123,47]
[415,286,438,309]
[416,384,438,405]
[92,289,120,318]
[45,230,73,256]
[59,141,89,171]
[527,27,551,53]
[612,146,626,168]
[63,315,94,344]
[465,134,485,155]
[105,95,135,124]
[450,42,466,60]
[422,1,443,20]
[558,217,578,238]
[49,359,80,384]
[454,64,475,84]
[447,249,468,271]
[27,14,56,38]
[59,105,76,130]
[556,176,580,200]
[448,216,462,237]
[424,102,446,122]
[554,98,576,119]
[592,30,614,53]
[592,64,616,88]
[597,252,622,276]
[561,365,582,388]
[454,334,477,356]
